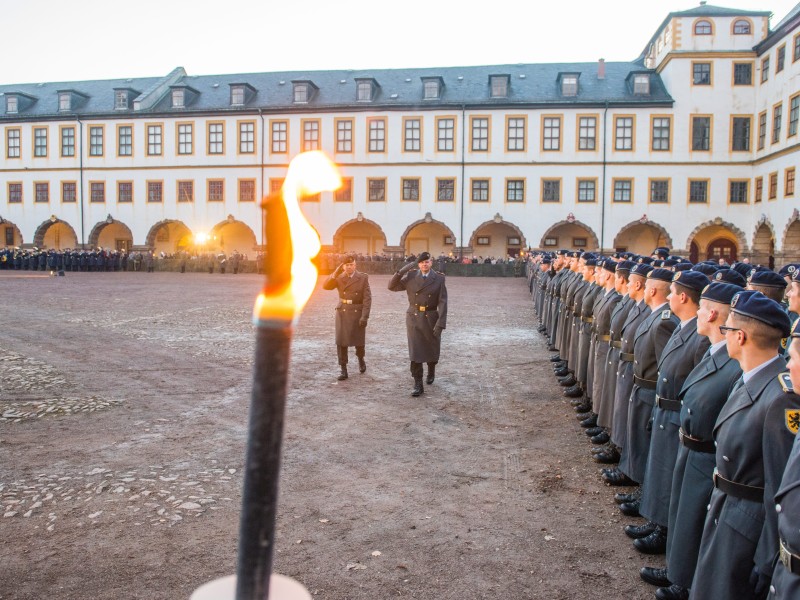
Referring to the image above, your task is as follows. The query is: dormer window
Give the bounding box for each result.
[6,95,18,114]
[733,19,751,35]
[694,20,712,35]
[561,75,579,97]
[489,75,509,98]
[231,85,245,105]
[634,74,650,95]
[172,89,185,108]
[59,93,71,111]
[115,90,129,110]
[294,83,309,103]
[357,80,375,102]
[422,77,443,100]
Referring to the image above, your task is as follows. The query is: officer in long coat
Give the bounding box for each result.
[388,252,448,397]
[322,254,372,381]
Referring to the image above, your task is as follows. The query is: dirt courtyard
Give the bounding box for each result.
[0,271,663,600]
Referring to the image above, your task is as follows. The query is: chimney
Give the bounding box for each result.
[597,58,606,80]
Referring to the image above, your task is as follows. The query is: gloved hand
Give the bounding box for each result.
[646,417,653,432]
[359,317,368,328]
[749,566,771,600]
[433,325,444,338]
[333,263,344,275]
[398,261,416,275]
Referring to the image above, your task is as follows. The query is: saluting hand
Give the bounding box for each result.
[398,261,416,275]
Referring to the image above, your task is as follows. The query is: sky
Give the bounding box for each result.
[3,0,798,85]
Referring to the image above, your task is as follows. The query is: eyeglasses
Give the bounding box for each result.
[719,325,742,335]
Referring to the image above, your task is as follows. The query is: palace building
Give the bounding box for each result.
[1,3,799,264]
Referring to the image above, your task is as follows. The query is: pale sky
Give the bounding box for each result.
[4,0,798,85]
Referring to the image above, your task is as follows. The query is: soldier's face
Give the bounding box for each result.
[344,262,356,275]
[788,341,800,392]
[418,259,432,273]
[787,282,800,313]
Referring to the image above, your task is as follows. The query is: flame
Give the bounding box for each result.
[254,151,341,326]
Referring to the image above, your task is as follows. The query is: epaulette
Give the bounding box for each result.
[779,372,794,394]
[661,309,672,320]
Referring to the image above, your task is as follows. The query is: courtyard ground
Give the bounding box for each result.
[0,271,662,599]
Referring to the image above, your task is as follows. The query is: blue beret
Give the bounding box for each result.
[581,252,597,261]
[652,247,670,258]
[648,268,674,282]
[673,263,694,272]
[342,254,356,264]
[616,260,637,273]
[630,264,654,278]
[794,269,800,282]
[701,282,742,305]
[732,262,754,277]
[584,258,597,267]
[712,269,747,288]
[602,260,617,273]
[778,264,800,278]
[638,256,654,265]
[730,290,792,336]
[542,258,552,265]
[748,270,787,289]
[416,252,431,262]
[557,249,569,256]
[667,255,684,263]
[672,270,710,292]
[663,259,679,267]
[611,252,622,259]
[692,263,719,276]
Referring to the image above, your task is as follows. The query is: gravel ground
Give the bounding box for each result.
[0,271,661,599]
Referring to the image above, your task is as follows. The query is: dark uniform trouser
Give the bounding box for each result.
[337,345,364,365]
[410,361,436,378]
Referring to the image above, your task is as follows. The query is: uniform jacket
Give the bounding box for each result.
[770,429,800,599]
[611,300,651,447]
[388,269,448,363]
[323,270,372,347]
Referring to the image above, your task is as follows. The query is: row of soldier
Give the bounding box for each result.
[527,247,800,600]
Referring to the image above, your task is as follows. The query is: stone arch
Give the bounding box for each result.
[399,215,457,250]
[612,219,673,254]
[685,218,749,255]
[751,218,776,268]
[333,217,388,255]
[539,220,599,251]
[0,219,24,247]
[468,219,526,248]
[468,218,527,258]
[782,212,800,264]
[209,218,258,253]
[145,219,193,252]
[32,218,78,249]
[87,219,134,251]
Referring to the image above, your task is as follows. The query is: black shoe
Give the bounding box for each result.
[624,521,657,540]
[574,402,592,413]
[655,584,690,600]
[614,492,638,504]
[552,361,567,369]
[538,326,547,333]
[565,388,584,399]
[337,366,348,381]
[585,426,603,436]
[411,379,424,397]
[576,411,593,420]
[633,525,667,554]
[554,367,570,377]
[358,357,367,373]
[549,354,562,362]
[602,469,635,486]
[580,414,598,427]
[591,431,610,445]
[640,567,671,587]
[559,375,577,387]
[547,345,558,352]
[594,449,619,464]
[591,445,610,455]
[619,500,640,516]
[426,364,435,384]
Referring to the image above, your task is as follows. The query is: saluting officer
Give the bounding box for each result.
[322,254,372,381]
[389,252,448,397]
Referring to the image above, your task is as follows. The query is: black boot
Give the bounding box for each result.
[412,378,424,397]
[337,365,348,381]
[358,357,366,373]
[426,364,435,385]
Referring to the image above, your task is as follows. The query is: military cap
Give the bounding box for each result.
[557,249,569,256]
[748,270,787,289]
[701,282,742,305]
[652,247,670,258]
[793,269,800,282]
[416,252,432,263]
[778,264,800,278]
[731,262,754,278]
[730,290,792,336]
[637,256,654,265]
[584,258,598,267]
[673,263,694,272]
[342,254,356,264]
[692,263,719,277]
[616,260,637,273]
[602,260,617,273]
[647,268,674,282]
[652,259,664,267]
[663,259,679,267]
[581,252,598,261]
[542,257,552,265]
[667,255,685,263]
[611,252,622,259]
[713,269,747,288]
[630,264,654,278]
[672,270,709,292]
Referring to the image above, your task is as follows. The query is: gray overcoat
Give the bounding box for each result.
[388,269,448,363]
[322,271,372,347]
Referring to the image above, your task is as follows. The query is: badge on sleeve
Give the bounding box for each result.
[779,373,794,394]
[786,408,800,435]
[661,309,672,320]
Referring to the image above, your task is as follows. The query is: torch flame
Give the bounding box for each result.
[254,151,341,327]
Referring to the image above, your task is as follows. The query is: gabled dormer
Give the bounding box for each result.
[292,80,318,104]
[557,72,580,97]
[3,92,37,114]
[229,83,256,106]
[57,89,89,112]
[627,72,651,96]
[488,74,510,98]
[113,88,139,110]
[421,76,444,100]
[169,84,199,109]
[355,78,379,102]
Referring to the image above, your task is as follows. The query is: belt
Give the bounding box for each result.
[780,539,800,575]
[598,334,611,342]
[582,317,594,323]
[679,428,715,454]
[415,305,432,312]
[620,352,635,362]
[655,395,681,411]
[712,468,764,503]
[634,375,657,389]
[340,299,354,304]
[610,340,622,349]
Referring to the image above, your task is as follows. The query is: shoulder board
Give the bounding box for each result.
[779,372,794,394]
[661,309,672,320]
[435,270,444,276]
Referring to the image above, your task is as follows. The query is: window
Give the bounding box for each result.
[790,95,800,136]
[786,168,796,196]
[147,181,163,203]
[398,118,419,152]
[271,121,287,153]
[490,75,508,98]
[336,119,353,153]
[729,180,749,203]
[613,179,632,202]
[773,104,783,144]
[423,80,440,99]
[117,181,133,203]
[506,179,525,202]
[208,179,224,202]
[176,180,193,202]
[755,177,764,202]
[62,181,77,203]
[437,118,455,151]
[269,179,284,195]
[731,117,751,151]
[561,75,578,96]
[543,237,558,247]
[477,236,490,246]
[693,63,712,85]
[118,125,133,156]
[59,93,71,112]
[542,116,561,151]
[768,173,778,199]
[437,178,455,201]
[694,20,712,35]
[6,128,20,158]
[238,179,255,202]
[777,45,786,73]
[795,33,800,62]
[506,117,525,151]
[61,126,75,157]
[689,180,708,203]
[115,90,129,110]
[34,128,47,157]
[4,227,11,247]
[208,122,224,154]
[691,116,711,151]
[90,182,105,203]
[443,235,455,245]
[758,112,767,149]
[368,119,386,152]
[231,86,245,106]
[368,178,386,201]
[578,179,596,202]
[238,121,255,154]
[356,81,373,101]
[402,178,419,201]
[633,75,650,95]
[334,178,352,202]
[177,123,193,155]
[293,83,309,103]
[35,182,49,203]
[171,89,184,108]
[471,117,489,151]
[578,116,596,150]
[651,117,671,151]
[761,57,770,82]
[733,19,751,34]
[649,179,669,203]
[302,120,320,151]
[615,116,634,150]
[508,236,521,246]
[471,179,489,202]
[542,179,561,202]
[147,124,162,156]
[8,182,22,203]
[733,63,753,85]
[89,126,103,156]
[5,95,18,114]
[573,238,588,248]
